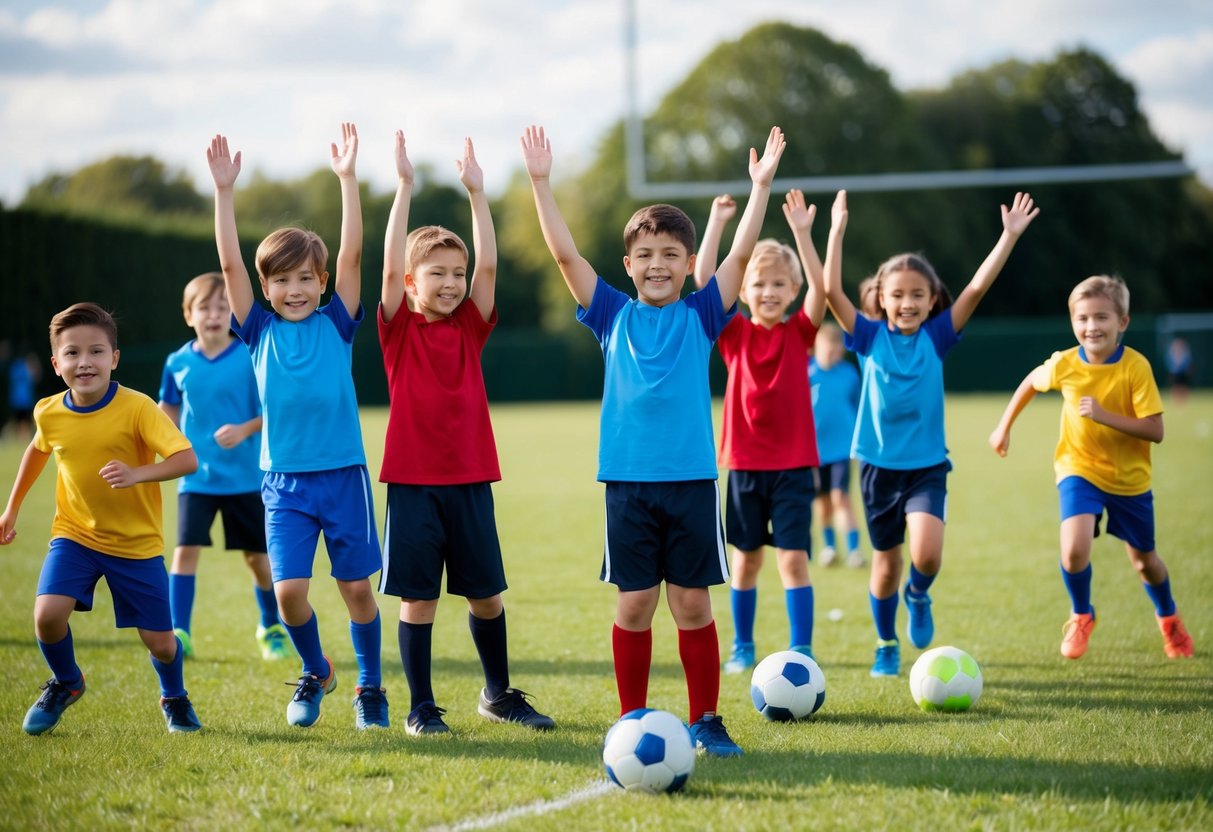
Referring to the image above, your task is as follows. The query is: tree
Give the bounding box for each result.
[22,155,207,218]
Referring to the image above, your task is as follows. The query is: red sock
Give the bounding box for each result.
[678,621,720,724]
[612,624,651,716]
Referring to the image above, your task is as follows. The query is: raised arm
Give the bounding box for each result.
[989,366,1047,457]
[520,125,597,308]
[381,129,414,321]
[207,135,254,326]
[693,195,736,290]
[951,191,1039,331]
[782,189,825,326]
[715,126,787,311]
[330,122,362,319]
[459,138,498,322]
[0,441,51,545]
[823,191,857,333]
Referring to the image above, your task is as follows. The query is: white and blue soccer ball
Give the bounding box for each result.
[750,650,826,721]
[602,708,695,794]
[909,645,983,712]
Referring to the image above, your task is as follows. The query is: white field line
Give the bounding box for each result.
[434,780,615,831]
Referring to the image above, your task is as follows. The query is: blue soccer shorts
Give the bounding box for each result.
[37,538,172,631]
[177,490,267,551]
[1058,475,1155,552]
[816,459,853,494]
[859,460,950,552]
[724,467,815,552]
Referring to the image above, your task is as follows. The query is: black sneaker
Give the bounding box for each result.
[406,702,450,736]
[477,687,555,731]
[160,696,203,733]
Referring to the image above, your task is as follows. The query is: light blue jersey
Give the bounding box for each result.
[809,356,860,466]
[577,276,735,482]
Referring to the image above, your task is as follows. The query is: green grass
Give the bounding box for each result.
[1,394,1211,831]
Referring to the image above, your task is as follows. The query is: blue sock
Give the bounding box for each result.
[169,573,195,633]
[469,610,511,700]
[254,586,279,629]
[399,620,435,710]
[150,636,187,698]
[38,628,82,687]
[1143,576,1177,617]
[869,591,899,641]
[907,564,936,596]
[823,527,837,549]
[731,587,757,645]
[786,586,814,648]
[847,529,860,553]
[1060,563,1093,615]
[284,611,328,678]
[350,613,382,688]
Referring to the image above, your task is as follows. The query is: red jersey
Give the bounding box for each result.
[378,301,501,485]
[717,308,819,471]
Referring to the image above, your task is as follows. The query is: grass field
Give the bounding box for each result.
[1,394,1210,831]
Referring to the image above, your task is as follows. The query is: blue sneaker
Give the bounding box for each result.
[904,582,934,649]
[688,714,744,757]
[353,686,390,730]
[286,657,336,728]
[160,696,202,733]
[23,676,86,736]
[870,639,900,677]
[723,641,756,675]
[790,644,816,662]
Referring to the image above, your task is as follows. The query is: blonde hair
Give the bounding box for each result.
[405,225,468,276]
[1068,274,1129,317]
[744,238,803,289]
[181,272,225,318]
[816,320,844,345]
[255,227,328,280]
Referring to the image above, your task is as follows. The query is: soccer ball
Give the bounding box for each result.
[909,645,983,712]
[602,709,695,794]
[750,650,826,721]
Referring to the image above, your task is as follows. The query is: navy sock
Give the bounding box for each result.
[869,591,899,641]
[398,620,435,710]
[169,573,195,633]
[350,613,382,689]
[785,585,814,648]
[823,527,837,549]
[847,529,860,553]
[254,586,279,629]
[907,564,936,596]
[38,628,82,687]
[1143,575,1177,617]
[1060,563,1093,615]
[150,636,187,699]
[284,611,328,678]
[469,610,510,700]
[731,587,757,645]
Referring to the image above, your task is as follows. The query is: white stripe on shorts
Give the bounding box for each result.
[602,510,612,583]
[378,501,392,593]
[714,480,728,579]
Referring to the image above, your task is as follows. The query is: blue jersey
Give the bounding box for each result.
[577,276,735,482]
[845,312,961,470]
[160,339,263,495]
[809,356,860,466]
[233,302,367,473]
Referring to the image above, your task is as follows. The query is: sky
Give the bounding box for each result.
[0,0,1210,206]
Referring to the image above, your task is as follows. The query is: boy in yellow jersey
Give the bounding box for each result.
[990,276,1193,660]
[1,303,203,734]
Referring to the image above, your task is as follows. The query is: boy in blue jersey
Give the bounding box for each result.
[207,125,386,730]
[809,322,864,568]
[159,272,289,661]
[521,124,786,757]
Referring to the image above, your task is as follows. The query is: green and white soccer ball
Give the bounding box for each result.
[909,645,983,712]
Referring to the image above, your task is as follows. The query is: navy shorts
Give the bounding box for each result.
[177,491,267,551]
[602,480,728,591]
[37,538,172,631]
[725,468,815,552]
[261,466,382,583]
[859,461,950,552]
[1058,476,1155,552]
[816,460,852,494]
[379,482,507,600]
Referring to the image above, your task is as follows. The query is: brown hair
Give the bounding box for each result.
[623,204,696,256]
[255,227,328,281]
[1068,274,1129,317]
[182,272,225,318]
[872,253,953,320]
[744,239,803,289]
[49,302,117,350]
[405,225,468,276]
[858,277,879,318]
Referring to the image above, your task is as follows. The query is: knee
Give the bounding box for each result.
[468,595,504,619]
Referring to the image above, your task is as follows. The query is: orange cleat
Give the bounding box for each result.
[1157,613,1194,658]
[1060,611,1096,659]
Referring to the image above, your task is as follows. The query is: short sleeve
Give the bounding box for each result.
[320,301,363,344]
[787,307,818,348]
[576,277,629,342]
[233,305,268,350]
[1131,356,1165,418]
[137,397,193,460]
[845,314,879,355]
[158,359,182,405]
[1035,352,1067,392]
[683,275,737,341]
[924,312,962,358]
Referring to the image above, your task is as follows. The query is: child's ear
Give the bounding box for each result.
[622,255,632,276]
[50,355,62,378]
[685,253,697,275]
[317,270,330,292]
[403,273,418,295]
[111,349,120,370]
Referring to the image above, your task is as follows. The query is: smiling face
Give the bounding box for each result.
[879,269,936,334]
[407,247,469,321]
[623,232,695,307]
[1070,295,1128,362]
[51,324,119,407]
[742,265,798,327]
[185,287,233,353]
[259,263,328,322]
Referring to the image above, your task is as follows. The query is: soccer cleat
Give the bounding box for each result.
[256,623,294,661]
[22,676,86,736]
[160,696,202,733]
[904,582,934,649]
[870,639,900,677]
[819,546,838,567]
[477,687,555,731]
[1157,613,1194,658]
[723,641,756,675]
[790,643,816,662]
[846,549,866,569]
[174,628,194,659]
[406,702,451,736]
[1060,611,1096,659]
[688,714,744,757]
[286,656,336,727]
[353,686,390,729]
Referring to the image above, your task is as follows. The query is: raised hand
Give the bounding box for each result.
[206,134,241,189]
[394,129,414,187]
[330,122,359,178]
[831,190,849,234]
[748,126,786,187]
[456,137,484,194]
[709,195,737,225]
[1002,191,1039,237]
[782,189,816,232]
[520,125,552,181]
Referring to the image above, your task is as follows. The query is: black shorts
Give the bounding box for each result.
[859,461,950,552]
[816,460,852,494]
[602,480,728,591]
[379,482,507,600]
[725,468,815,552]
[177,491,267,551]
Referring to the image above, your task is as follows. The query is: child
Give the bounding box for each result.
[159,272,290,661]
[521,123,786,756]
[693,189,826,673]
[207,125,386,729]
[809,322,864,569]
[1,302,202,734]
[379,132,553,735]
[989,275,1193,659]
[823,189,1039,677]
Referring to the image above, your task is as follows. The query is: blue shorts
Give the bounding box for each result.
[725,468,815,552]
[602,480,728,591]
[816,460,852,494]
[37,538,172,631]
[261,466,382,583]
[1058,476,1155,552]
[859,461,950,552]
[177,491,267,551]
[379,482,507,600]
